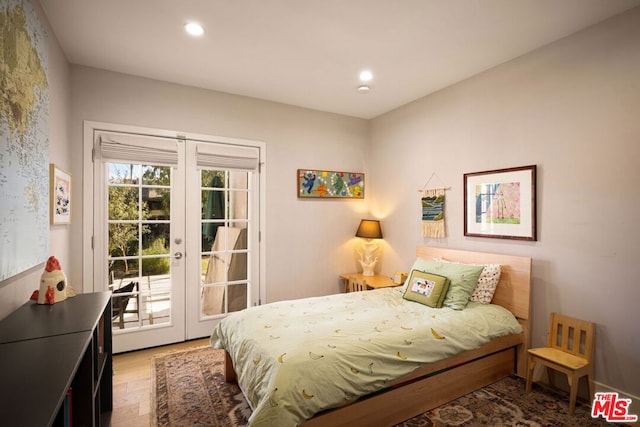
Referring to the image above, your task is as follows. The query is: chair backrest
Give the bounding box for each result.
[547,312,595,362]
[112,281,138,316]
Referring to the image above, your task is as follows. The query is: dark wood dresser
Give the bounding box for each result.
[0,292,113,426]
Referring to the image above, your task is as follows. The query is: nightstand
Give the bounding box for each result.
[340,273,399,292]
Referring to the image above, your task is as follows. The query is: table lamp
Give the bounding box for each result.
[355,219,383,276]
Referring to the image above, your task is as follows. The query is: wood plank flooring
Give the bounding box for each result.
[110,338,210,426]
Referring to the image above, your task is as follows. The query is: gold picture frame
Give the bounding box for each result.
[50,164,72,225]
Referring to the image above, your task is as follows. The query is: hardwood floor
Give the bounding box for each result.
[110,338,210,426]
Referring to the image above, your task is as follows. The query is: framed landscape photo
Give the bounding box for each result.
[463,165,536,241]
[50,164,72,225]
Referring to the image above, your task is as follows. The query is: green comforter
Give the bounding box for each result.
[211,287,522,426]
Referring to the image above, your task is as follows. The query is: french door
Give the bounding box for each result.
[90,126,262,353]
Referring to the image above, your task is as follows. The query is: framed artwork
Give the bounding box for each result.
[464,165,536,241]
[50,164,72,225]
[297,169,364,199]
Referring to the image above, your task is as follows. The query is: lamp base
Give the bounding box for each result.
[360,260,377,277]
[358,239,380,277]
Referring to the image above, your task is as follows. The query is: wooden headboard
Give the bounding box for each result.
[415,246,532,375]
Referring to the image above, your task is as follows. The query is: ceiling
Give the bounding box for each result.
[40,0,639,119]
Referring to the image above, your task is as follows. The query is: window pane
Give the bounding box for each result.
[142,225,170,254]
[228,251,247,281]
[228,223,248,251]
[201,189,225,220]
[142,165,170,186]
[141,255,171,277]
[109,187,139,220]
[109,223,139,256]
[200,254,209,279]
[202,169,226,253]
[201,223,223,252]
[143,275,171,326]
[109,258,139,282]
[201,170,225,188]
[228,284,247,312]
[109,163,140,184]
[144,188,170,220]
[201,285,225,316]
[229,171,248,190]
[229,190,248,220]
[203,252,229,284]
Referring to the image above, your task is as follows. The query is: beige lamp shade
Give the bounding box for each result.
[355,219,383,239]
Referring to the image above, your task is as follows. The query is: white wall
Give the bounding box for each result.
[0,0,71,319]
[69,66,370,303]
[369,7,640,397]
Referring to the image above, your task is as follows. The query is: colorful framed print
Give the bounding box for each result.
[297,169,364,199]
[464,165,536,241]
[50,164,72,225]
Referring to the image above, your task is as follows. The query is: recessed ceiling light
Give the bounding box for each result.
[359,70,373,82]
[357,85,370,94]
[185,22,204,37]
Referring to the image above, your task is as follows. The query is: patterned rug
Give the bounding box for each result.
[152,346,250,426]
[152,346,622,426]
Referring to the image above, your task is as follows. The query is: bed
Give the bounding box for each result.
[211,246,531,426]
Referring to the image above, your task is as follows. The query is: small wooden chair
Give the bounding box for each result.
[526,312,595,415]
[341,274,368,292]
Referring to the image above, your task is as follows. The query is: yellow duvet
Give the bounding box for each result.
[211,287,522,426]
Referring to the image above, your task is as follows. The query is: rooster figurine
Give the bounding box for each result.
[30,256,75,304]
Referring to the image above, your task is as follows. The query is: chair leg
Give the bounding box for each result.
[567,373,578,416]
[547,367,556,389]
[587,368,595,403]
[525,356,535,393]
[134,293,140,322]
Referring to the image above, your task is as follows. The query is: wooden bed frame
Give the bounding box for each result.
[224,246,532,427]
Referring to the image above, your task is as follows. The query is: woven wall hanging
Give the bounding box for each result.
[420,173,449,238]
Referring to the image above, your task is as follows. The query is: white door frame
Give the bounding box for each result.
[83,121,266,347]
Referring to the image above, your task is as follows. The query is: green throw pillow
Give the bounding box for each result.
[402,270,450,308]
[402,259,484,310]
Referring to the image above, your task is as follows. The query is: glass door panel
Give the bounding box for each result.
[200,170,249,316]
[107,162,179,340]
[187,161,256,339]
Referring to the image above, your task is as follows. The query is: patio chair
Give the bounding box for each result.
[112,281,140,329]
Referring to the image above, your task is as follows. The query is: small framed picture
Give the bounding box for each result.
[463,165,536,241]
[50,164,72,225]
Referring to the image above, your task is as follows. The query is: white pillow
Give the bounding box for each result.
[469,263,501,304]
[434,258,501,304]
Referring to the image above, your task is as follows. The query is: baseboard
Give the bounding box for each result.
[593,381,639,427]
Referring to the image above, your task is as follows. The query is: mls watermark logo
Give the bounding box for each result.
[591,392,638,422]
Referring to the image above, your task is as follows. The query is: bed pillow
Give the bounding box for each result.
[435,258,502,304]
[402,270,450,308]
[404,259,484,310]
[401,257,437,292]
[469,263,501,304]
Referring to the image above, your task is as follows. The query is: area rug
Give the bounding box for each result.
[152,346,623,426]
[152,346,250,426]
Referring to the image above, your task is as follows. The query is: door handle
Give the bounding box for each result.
[173,252,183,260]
